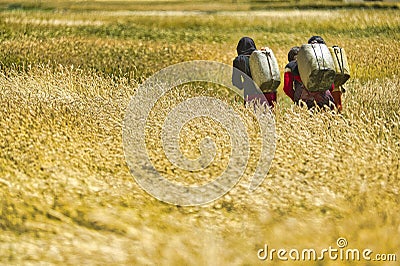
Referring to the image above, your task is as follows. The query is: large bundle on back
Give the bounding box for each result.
[329,46,351,89]
[297,43,336,92]
[249,48,281,93]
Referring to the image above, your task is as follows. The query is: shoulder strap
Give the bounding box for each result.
[332,46,344,74]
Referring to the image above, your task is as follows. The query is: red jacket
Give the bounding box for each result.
[283,60,334,109]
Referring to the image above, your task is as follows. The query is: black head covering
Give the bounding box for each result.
[308,36,326,44]
[288,46,300,62]
[236,37,257,56]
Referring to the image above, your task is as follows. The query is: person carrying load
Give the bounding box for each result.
[232,36,280,108]
[283,36,335,110]
[306,36,350,112]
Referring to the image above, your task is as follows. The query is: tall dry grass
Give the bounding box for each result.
[0,6,399,265]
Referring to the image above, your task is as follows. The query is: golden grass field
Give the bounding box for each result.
[0,1,399,265]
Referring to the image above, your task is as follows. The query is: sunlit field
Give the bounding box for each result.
[0,1,399,265]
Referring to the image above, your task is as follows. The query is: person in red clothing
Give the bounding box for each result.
[283,43,334,110]
[232,37,276,107]
[308,35,343,112]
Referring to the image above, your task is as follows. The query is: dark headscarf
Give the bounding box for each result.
[308,36,326,44]
[236,37,257,56]
[288,46,300,62]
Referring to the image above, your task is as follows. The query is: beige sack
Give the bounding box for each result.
[249,48,281,93]
[329,46,351,89]
[297,44,336,92]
